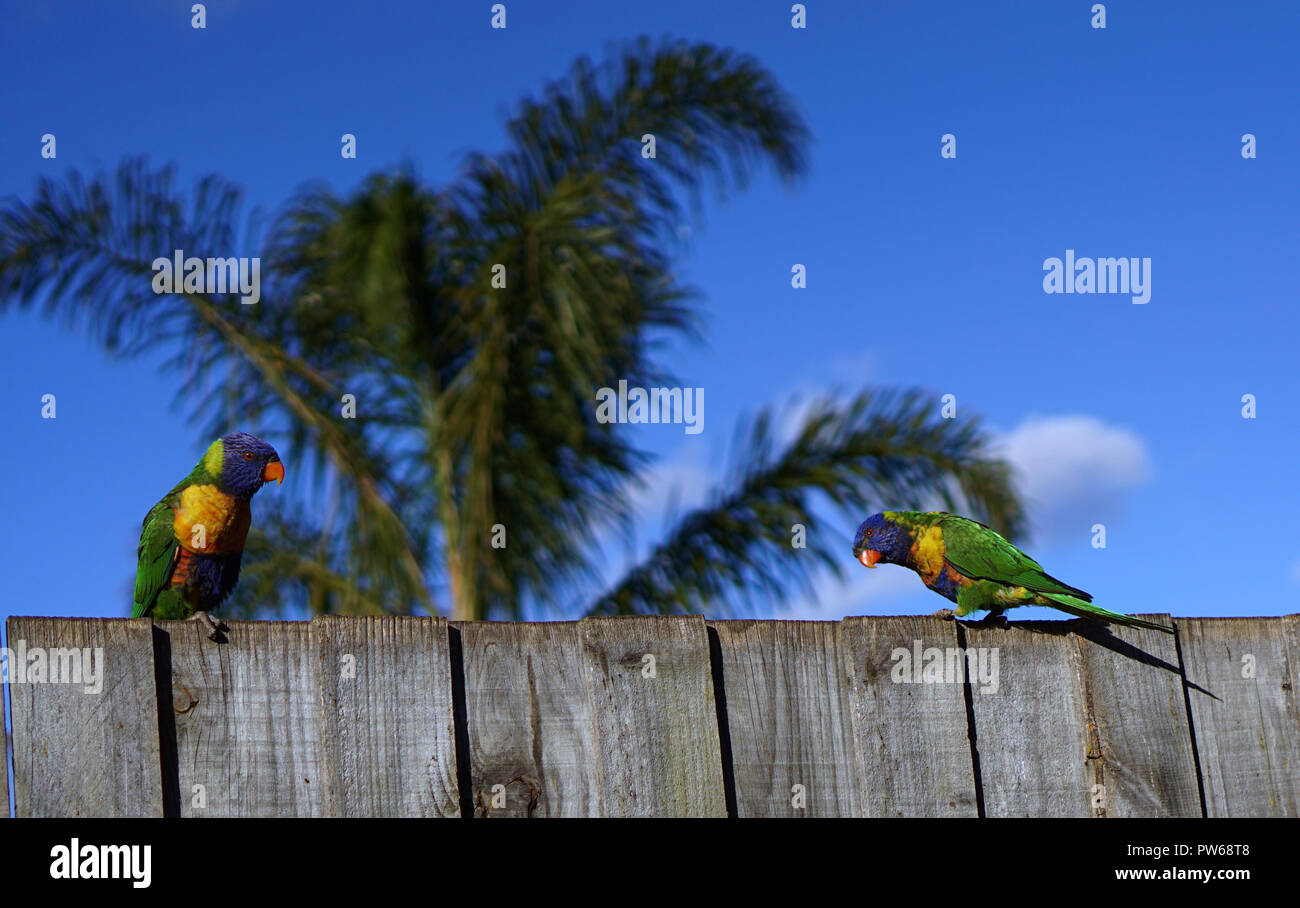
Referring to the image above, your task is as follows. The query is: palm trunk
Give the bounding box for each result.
[432,421,478,621]
[448,550,474,622]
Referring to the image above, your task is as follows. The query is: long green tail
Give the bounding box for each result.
[1042,594,1175,634]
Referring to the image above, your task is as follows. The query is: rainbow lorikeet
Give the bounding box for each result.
[132,433,283,637]
[852,511,1173,633]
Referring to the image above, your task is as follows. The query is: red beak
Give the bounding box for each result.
[262,460,285,486]
[858,549,882,569]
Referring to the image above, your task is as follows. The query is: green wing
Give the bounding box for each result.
[131,493,182,619]
[937,514,1092,601]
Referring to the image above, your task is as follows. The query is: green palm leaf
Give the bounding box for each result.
[587,391,1025,616]
[0,39,1025,623]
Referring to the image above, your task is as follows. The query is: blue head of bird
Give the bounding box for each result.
[217,432,284,499]
[852,512,911,568]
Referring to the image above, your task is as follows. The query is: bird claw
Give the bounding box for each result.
[189,611,229,641]
[931,609,956,621]
[974,613,1009,628]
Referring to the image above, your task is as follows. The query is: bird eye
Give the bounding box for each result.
[242,451,256,461]
[865,529,873,538]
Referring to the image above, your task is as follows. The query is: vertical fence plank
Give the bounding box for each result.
[841,616,978,816]
[1179,616,1300,817]
[1072,614,1201,817]
[710,620,858,816]
[313,615,459,817]
[6,617,162,817]
[0,683,7,819]
[159,620,320,817]
[965,622,1092,817]
[581,616,727,816]
[457,621,599,817]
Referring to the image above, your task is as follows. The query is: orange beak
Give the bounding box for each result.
[858,549,882,569]
[262,460,285,486]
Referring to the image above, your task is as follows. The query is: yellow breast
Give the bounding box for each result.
[172,484,251,556]
[909,525,947,582]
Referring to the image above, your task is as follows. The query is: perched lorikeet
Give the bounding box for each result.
[132,433,283,636]
[852,511,1173,633]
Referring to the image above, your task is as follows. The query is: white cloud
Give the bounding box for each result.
[826,349,878,384]
[774,394,824,446]
[626,443,713,531]
[771,349,879,446]
[995,415,1151,543]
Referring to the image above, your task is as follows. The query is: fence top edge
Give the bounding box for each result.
[6,613,1293,627]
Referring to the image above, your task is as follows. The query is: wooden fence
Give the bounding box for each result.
[2,614,1297,817]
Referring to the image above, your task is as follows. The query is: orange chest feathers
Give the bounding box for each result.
[908,525,948,582]
[172,484,251,555]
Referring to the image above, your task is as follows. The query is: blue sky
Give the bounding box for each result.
[1,0,1297,625]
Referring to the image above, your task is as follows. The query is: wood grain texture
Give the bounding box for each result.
[581,616,726,816]
[457,621,599,817]
[159,619,321,817]
[313,615,459,817]
[1,673,8,818]
[841,616,978,817]
[964,621,1093,817]
[1072,614,1201,817]
[1179,616,1300,817]
[6,617,162,817]
[6,614,1295,818]
[459,617,726,817]
[710,620,858,816]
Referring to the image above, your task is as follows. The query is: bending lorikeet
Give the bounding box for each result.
[852,511,1173,633]
[132,433,283,637]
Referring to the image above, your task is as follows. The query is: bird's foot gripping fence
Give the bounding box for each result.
[1,614,1297,817]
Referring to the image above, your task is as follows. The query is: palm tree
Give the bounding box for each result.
[0,38,1024,621]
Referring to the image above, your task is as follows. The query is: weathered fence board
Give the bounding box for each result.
[159,619,321,817]
[965,622,1094,817]
[458,616,726,816]
[842,616,978,816]
[1073,614,1201,817]
[313,615,459,817]
[582,616,727,816]
[457,620,600,817]
[5,613,1297,817]
[711,620,859,817]
[1179,616,1300,817]
[1,679,7,818]
[6,617,162,817]
[1,652,8,818]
